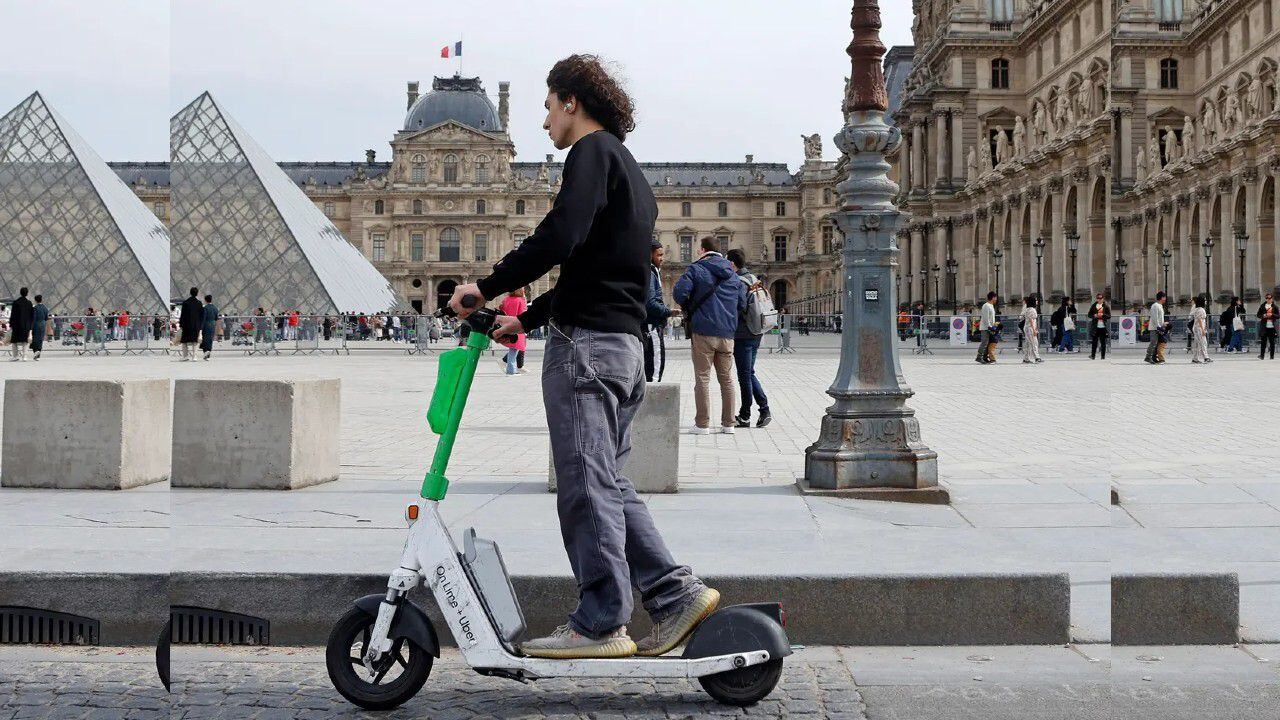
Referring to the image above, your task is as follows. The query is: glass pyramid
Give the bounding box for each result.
[170,92,400,314]
[0,92,170,314]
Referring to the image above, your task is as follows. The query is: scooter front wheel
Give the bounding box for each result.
[326,606,433,711]
[698,658,784,707]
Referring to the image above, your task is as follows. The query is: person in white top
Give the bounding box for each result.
[1190,294,1212,364]
[1020,294,1042,363]
[1144,292,1168,364]
[975,292,999,364]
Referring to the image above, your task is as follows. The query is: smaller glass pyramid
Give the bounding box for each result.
[0,92,170,314]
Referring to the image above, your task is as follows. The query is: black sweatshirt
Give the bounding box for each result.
[476,130,657,338]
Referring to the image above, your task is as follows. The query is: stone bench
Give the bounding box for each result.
[171,379,340,490]
[549,382,680,494]
[1,379,170,489]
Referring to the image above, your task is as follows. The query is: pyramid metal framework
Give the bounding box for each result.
[0,92,169,314]
[170,92,400,314]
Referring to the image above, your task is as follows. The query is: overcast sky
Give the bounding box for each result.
[4,0,913,165]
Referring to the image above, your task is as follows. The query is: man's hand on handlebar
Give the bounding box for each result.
[448,283,485,318]
[492,314,524,343]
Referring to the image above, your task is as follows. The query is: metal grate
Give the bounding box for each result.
[0,607,100,645]
[171,607,269,645]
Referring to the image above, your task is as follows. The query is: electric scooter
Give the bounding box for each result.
[325,297,791,710]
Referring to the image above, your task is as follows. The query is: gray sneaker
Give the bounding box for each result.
[635,587,721,657]
[519,624,636,659]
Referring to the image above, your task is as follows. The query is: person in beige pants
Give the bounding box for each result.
[673,237,748,435]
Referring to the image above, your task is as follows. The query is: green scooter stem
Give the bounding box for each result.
[421,329,491,500]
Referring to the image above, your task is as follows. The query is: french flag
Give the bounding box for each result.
[441,41,462,58]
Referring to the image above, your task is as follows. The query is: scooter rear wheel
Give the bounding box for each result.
[156,620,170,691]
[698,658,784,707]
[326,606,433,711]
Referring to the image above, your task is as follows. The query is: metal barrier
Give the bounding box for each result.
[408,315,435,355]
[121,315,171,354]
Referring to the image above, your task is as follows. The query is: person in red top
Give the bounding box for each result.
[497,287,529,375]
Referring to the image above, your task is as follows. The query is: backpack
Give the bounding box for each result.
[739,272,778,335]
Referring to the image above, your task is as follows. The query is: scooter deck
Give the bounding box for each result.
[476,650,774,680]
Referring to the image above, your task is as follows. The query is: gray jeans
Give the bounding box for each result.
[543,325,702,638]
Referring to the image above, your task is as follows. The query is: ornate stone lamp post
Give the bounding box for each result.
[1202,236,1215,307]
[1234,225,1248,300]
[919,267,928,310]
[1115,258,1128,309]
[801,0,941,501]
[992,247,1004,303]
[1033,237,1045,301]
[1066,230,1080,301]
[1160,248,1172,296]
[931,264,941,313]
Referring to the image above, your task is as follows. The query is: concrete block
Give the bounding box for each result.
[0,572,167,645]
[549,382,680,493]
[1112,573,1240,645]
[1,379,170,489]
[172,379,340,490]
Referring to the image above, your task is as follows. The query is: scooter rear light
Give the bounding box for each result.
[406,504,419,521]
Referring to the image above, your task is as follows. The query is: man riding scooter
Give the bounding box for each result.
[450,54,719,659]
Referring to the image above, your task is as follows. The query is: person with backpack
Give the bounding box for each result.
[726,249,773,428]
[673,237,747,434]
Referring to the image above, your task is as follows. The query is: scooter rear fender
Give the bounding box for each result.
[354,594,441,658]
[681,603,792,661]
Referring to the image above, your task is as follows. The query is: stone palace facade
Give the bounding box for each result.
[891,0,1279,312]
[112,75,847,314]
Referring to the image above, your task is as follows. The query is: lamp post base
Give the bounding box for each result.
[801,409,942,501]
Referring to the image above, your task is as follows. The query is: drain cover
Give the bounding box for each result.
[171,607,269,645]
[0,607,100,645]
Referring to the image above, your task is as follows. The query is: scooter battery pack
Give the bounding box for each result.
[461,528,527,643]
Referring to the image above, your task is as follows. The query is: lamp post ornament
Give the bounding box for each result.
[1161,247,1172,295]
[801,0,941,500]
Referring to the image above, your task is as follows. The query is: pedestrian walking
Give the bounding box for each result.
[29,294,48,360]
[200,294,219,361]
[497,287,528,375]
[448,54,718,658]
[1223,297,1246,353]
[975,292,999,364]
[1259,293,1278,360]
[1087,293,1110,360]
[1020,295,1042,364]
[178,287,202,360]
[643,238,673,382]
[674,236,747,435]
[1190,295,1212,364]
[1144,292,1170,364]
[7,287,34,361]
[726,248,772,427]
[1050,297,1074,352]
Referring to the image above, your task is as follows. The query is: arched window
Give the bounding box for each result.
[717,201,728,217]
[476,199,487,215]
[475,155,490,184]
[410,153,426,183]
[412,199,423,215]
[681,201,691,217]
[373,199,384,215]
[443,154,459,184]
[991,58,1010,89]
[1160,59,1179,89]
[439,227,461,261]
[515,199,526,215]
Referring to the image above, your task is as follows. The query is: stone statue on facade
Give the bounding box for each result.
[1182,115,1196,156]
[967,145,978,182]
[995,128,1010,164]
[979,139,993,173]
[803,133,823,160]
[1164,128,1180,163]
[1053,92,1069,133]
[1225,94,1241,134]
[1012,116,1026,156]
[537,163,549,182]
[1148,135,1161,172]
[1075,82,1091,124]
[1136,146,1147,181]
[1275,79,1280,113]
[1202,102,1219,146]
[1032,103,1048,146]
[1248,75,1264,121]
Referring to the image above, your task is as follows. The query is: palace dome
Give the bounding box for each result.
[403,75,502,133]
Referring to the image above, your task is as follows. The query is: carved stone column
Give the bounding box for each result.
[911,121,925,190]
[801,0,942,501]
[934,109,949,188]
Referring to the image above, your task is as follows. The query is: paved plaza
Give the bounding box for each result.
[1,342,1278,643]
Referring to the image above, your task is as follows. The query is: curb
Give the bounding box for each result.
[1112,573,1240,645]
[3,572,1070,646]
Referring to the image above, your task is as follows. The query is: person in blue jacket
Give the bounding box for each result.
[673,237,747,434]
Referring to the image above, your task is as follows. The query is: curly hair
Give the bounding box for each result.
[547,54,636,141]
